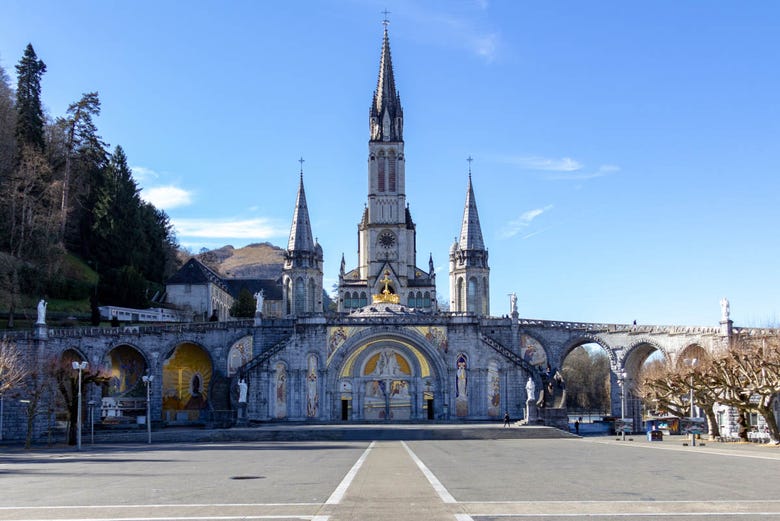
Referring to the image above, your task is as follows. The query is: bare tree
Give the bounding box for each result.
[704,334,780,443]
[0,339,28,395]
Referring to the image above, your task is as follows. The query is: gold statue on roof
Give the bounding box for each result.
[372,270,400,304]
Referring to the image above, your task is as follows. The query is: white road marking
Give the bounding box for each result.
[324,440,375,505]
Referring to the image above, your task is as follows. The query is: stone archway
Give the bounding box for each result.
[162,342,213,424]
[101,344,149,424]
[333,333,443,422]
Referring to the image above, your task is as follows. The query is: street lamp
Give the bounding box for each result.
[619,371,628,441]
[71,361,88,450]
[684,358,698,447]
[142,375,154,444]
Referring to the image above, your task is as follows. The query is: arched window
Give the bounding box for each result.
[456,277,464,311]
[482,279,489,315]
[388,155,396,191]
[359,292,368,307]
[295,277,305,314]
[423,291,431,308]
[378,155,386,192]
[285,279,292,315]
[467,277,477,313]
[308,279,316,312]
[344,292,352,309]
[408,292,415,307]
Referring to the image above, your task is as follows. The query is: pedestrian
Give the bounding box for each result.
[503,411,511,427]
[574,418,580,435]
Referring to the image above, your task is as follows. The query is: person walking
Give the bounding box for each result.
[503,411,511,427]
[574,418,580,435]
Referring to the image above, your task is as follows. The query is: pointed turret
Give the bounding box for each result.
[450,163,490,315]
[287,173,315,253]
[370,26,403,142]
[283,167,323,317]
[458,174,486,251]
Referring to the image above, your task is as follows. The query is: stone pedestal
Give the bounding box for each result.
[720,319,733,337]
[525,399,538,423]
[34,323,47,340]
[236,403,248,426]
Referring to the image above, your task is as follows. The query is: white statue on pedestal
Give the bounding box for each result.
[720,297,730,322]
[238,379,248,403]
[254,290,264,316]
[525,377,536,401]
[36,299,47,325]
[510,293,518,315]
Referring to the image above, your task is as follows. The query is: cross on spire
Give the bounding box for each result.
[298,156,305,176]
[467,156,474,177]
[381,9,391,28]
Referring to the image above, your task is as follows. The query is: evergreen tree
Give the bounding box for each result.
[0,62,15,183]
[230,288,256,318]
[15,44,47,154]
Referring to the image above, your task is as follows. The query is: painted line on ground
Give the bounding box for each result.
[0,517,318,521]
[324,440,375,505]
[467,513,780,518]
[401,440,457,504]
[0,504,320,510]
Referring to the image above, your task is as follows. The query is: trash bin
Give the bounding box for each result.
[647,429,663,441]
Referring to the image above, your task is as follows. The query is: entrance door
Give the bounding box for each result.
[341,399,350,421]
[427,399,434,420]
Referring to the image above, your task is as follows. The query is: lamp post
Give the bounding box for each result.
[142,375,154,444]
[618,371,628,440]
[72,361,88,450]
[684,358,698,447]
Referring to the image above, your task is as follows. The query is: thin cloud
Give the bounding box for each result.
[173,217,288,240]
[130,165,159,183]
[141,185,193,210]
[499,204,553,239]
[546,164,620,181]
[501,155,583,172]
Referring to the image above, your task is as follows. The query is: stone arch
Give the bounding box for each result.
[327,327,448,421]
[161,341,214,424]
[560,335,618,369]
[675,343,708,368]
[99,343,150,423]
[559,337,615,419]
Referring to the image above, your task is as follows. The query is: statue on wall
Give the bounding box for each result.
[720,297,730,322]
[238,379,248,403]
[254,290,265,316]
[36,299,47,325]
[525,377,536,401]
[510,293,517,315]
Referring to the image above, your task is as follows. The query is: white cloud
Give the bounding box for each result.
[173,217,288,240]
[546,164,620,181]
[499,204,553,239]
[501,155,584,172]
[130,165,159,183]
[141,185,193,209]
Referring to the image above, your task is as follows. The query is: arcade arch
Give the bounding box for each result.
[162,342,213,424]
[100,344,149,423]
[333,333,443,422]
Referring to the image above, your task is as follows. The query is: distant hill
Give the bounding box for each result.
[196,242,285,279]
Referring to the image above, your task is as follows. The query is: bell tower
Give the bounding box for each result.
[337,21,436,313]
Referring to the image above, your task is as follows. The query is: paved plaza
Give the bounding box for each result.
[1,434,779,521]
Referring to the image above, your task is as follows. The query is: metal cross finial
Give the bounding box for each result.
[381,9,391,28]
[298,157,305,175]
[467,156,474,176]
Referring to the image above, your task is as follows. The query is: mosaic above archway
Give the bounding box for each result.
[520,334,548,368]
[162,343,213,422]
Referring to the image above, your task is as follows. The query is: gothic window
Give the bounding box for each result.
[482,279,489,315]
[308,278,316,312]
[388,155,396,192]
[423,291,431,308]
[467,277,478,313]
[295,277,305,314]
[359,292,367,307]
[344,293,352,309]
[408,292,415,307]
[416,291,422,307]
[285,279,292,315]
[378,157,386,192]
[456,277,464,312]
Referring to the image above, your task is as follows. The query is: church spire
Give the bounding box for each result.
[459,161,485,251]
[287,165,314,253]
[370,23,403,142]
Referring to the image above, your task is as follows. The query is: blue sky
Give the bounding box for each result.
[2,1,778,327]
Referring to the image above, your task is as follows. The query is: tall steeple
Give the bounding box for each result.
[337,21,436,313]
[458,172,486,251]
[370,24,403,142]
[283,161,323,317]
[450,160,490,315]
[287,171,314,252]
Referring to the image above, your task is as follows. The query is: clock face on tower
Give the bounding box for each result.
[378,232,396,249]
